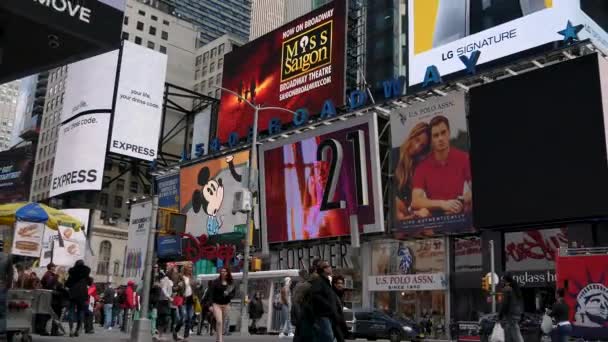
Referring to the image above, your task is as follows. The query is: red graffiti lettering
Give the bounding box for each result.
[505,230,567,263]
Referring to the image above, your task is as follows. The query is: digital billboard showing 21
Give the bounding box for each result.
[260,114,384,244]
[217,0,347,141]
[407,0,608,89]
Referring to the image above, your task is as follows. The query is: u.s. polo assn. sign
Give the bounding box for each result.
[368,273,447,291]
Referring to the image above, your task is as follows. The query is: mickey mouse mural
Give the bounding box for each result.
[188,154,242,236]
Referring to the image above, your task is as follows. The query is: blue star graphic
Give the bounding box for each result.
[558,20,584,43]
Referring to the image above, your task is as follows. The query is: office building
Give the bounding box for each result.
[0,81,20,151]
[156,0,252,44]
[194,33,247,99]
[249,0,333,40]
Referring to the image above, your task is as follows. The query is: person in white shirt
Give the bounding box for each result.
[156,270,173,342]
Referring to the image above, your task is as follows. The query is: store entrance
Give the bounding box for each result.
[521,286,556,314]
[375,290,447,339]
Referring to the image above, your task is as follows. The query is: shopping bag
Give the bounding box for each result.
[490,322,505,342]
[541,313,553,334]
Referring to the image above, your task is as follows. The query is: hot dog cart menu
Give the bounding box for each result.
[12,222,44,257]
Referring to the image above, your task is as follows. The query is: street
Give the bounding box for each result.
[31,329,287,342]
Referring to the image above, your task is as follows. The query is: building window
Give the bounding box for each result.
[200,80,206,91]
[130,181,139,193]
[97,241,112,275]
[211,48,217,58]
[163,19,170,26]
[203,52,209,64]
[218,43,225,55]
[216,73,222,84]
[114,196,123,209]
[210,62,215,73]
[135,36,142,45]
[202,67,207,76]
[122,32,129,40]
[161,31,168,40]
[117,179,125,191]
[105,160,113,171]
[208,77,214,87]
[218,58,223,69]
[138,10,145,16]
[136,21,144,31]
[123,16,129,25]
[100,210,107,219]
[149,26,157,35]
[112,213,121,220]
[100,193,108,206]
[151,15,158,21]
[195,55,202,66]
[103,176,110,187]
[195,70,200,80]
[148,41,155,49]
[215,89,221,98]
[119,162,128,172]
[113,261,120,276]
[159,45,167,54]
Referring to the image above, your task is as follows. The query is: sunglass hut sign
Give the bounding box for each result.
[34,0,93,24]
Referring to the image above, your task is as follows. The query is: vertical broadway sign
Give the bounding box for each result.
[109,41,167,161]
[125,201,153,278]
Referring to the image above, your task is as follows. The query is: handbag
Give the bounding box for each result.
[490,322,505,342]
[541,313,553,334]
[173,295,184,307]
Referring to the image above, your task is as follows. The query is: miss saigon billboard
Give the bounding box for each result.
[216,0,347,141]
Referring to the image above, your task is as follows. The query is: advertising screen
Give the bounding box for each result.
[260,114,384,244]
[469,53,608,228]
[0,146,34,203]
[125,201,153,278]
[407,0,608,88]
[156,173,180,209]
[216,0,347,141]
[390,92,472,236]
[109,41,167,161]
[180,150,250,237]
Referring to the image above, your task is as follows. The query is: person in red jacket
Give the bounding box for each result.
[85,279,99,334]
[121,281,136,333]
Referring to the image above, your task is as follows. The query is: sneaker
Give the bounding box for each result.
[108,327,112,331]
[279,333,286,338]
[288,333,295,337]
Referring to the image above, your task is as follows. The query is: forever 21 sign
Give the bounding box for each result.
[273,242,353,270]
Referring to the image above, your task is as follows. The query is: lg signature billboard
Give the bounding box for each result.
[216,0,347,141]
[408,0,608,88]
[260,114,384,244]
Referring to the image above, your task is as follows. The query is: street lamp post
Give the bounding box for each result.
[214,86,296,336]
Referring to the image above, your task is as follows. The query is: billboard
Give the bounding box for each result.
[50,50,118,197]
[109,41,168,161]
[0,146,34,203]
[390,92,472,236]
[216,0,347,141]
[125,201,153,279]
[260,114,384,244]
[556,253,608,339]
[156,173,180,209]
[407,0,608,88]
[505,228,567,271]
[180,151,249,236]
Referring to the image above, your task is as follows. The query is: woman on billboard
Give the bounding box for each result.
[394,122,432,220]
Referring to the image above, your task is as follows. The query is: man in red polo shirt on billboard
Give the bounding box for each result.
[411,115,472,216]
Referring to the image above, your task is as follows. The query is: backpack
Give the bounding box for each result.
[117,289,127,305]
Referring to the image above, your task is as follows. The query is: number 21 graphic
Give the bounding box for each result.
[316,129,369,211]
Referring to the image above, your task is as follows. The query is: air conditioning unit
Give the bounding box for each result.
[232,190,252,213]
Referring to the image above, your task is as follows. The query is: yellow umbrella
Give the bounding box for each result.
[0,202,83,231]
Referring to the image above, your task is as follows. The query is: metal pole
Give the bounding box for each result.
[239,105,258,336]
[130,195,158,342]
[490,240,496,314]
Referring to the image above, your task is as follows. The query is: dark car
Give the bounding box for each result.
[344,309,421,342]
[478,312,549,342]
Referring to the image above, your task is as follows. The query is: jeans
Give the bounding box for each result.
[503,318,524,342]
[281,304,293,335]
[313,317,335,342]
[150,307,157,334]
[103,304,113,329]
[551,323,572,342]
[173,305,185,337]
[68,302,87,333]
